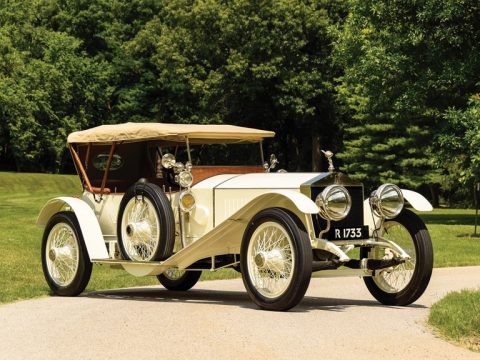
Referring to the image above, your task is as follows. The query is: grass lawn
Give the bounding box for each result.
[1,171,480,304]
[429,289,480,352]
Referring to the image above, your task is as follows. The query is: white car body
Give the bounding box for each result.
[38,172,431,276]
[37,122,434,311]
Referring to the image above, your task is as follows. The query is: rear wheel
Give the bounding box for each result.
[362,209,433,306]
[117,182,175,261]
[41,212,92,296]
[241,208,312,311]
[157,269,202,291]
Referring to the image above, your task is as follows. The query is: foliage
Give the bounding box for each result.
[435,96,480,204]
[0,1,111,172]
[2,0,480,205]
[0,0,347,173]
[335,0,480,192]
[119,0,347,169]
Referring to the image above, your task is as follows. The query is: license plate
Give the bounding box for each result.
[328,225,369,240]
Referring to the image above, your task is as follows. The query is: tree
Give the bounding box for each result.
[335,0,480,194]
[0,1,110,172]
[124,0,347,170]
[436,96,480,205]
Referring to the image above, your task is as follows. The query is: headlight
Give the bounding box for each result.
[174,162,185,173]
[179,191,196,212]
[178,170,193,188]
[315,185,351,221]
[161,153,176,169]
[370,184,404,219]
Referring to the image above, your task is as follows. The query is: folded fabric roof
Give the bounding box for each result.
[67,122,275,144]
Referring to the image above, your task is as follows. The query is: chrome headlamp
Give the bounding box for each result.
[315,185,351,221]
[370,184,404,219]
[161,153,176,169]
[179,191,196,212]
[178,170,193,188]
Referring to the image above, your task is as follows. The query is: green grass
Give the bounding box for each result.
[429,290,480,352]
[418,208,480,268]
[1,171,480,304]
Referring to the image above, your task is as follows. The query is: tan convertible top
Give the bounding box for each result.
[67,122,275,144]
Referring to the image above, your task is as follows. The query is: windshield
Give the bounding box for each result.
[159,143,263,166]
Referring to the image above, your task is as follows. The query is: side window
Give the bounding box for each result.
[93,154,124,171]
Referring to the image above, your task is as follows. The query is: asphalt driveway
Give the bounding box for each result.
[0,266,479,359]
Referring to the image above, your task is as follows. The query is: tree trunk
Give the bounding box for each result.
[428,184,439,208]
[311,119,322,172]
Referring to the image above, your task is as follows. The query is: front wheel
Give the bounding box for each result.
[241,208,312,311]
[41,212,92,296]
[157,269,202,291]
[362,209,433,306]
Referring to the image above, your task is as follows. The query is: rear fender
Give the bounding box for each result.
[37,197,109,260]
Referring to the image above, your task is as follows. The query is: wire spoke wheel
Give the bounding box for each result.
[121,196,160,261]
[157,268,202,291]
[41,212,92,296]
[45,223,80,287]
[247,222,295,298]
[163,268,186,280]
[241,208,312,311]
[362,209,433,306]
[117,182,175,262]
[372,221,416,293]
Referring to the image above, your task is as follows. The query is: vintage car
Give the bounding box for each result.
[37,122,434,311]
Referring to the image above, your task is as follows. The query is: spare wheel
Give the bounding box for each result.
[117,181,175,261]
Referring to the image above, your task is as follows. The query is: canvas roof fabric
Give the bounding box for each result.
[67,122,275,144]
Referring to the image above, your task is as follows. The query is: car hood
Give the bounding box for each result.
[207,172,329,189]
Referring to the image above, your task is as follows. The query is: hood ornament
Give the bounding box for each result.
[321,150,335,173]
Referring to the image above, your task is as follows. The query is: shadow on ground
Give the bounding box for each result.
[84,287,426,313]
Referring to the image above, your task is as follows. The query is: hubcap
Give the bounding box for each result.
[254,249,285,272]
[247,221,295,299]
[48,248,56,261]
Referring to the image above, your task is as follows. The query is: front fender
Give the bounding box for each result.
[37,197,109,260]
[159,190,318,271]
[363,189,433,236]
[401,189,433,211]
[229,190,319,221]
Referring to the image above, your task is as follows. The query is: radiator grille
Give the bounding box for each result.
[311,185,364,239]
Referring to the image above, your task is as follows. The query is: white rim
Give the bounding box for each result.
[372,221,416,293]
[163,268,186,280]
[247,221,295,299]
[45,222,80,287]
[121,196,160,261]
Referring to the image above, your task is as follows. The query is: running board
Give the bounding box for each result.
[91,259,171,277]
[312,268,373,278]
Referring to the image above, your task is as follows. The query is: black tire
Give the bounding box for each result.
[117,181,175,261]
[240,208,312,311]
[41,212,92,296]
[362,208,433,306]
[157,269,202,291]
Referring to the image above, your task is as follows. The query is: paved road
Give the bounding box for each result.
[1,267,479,360]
